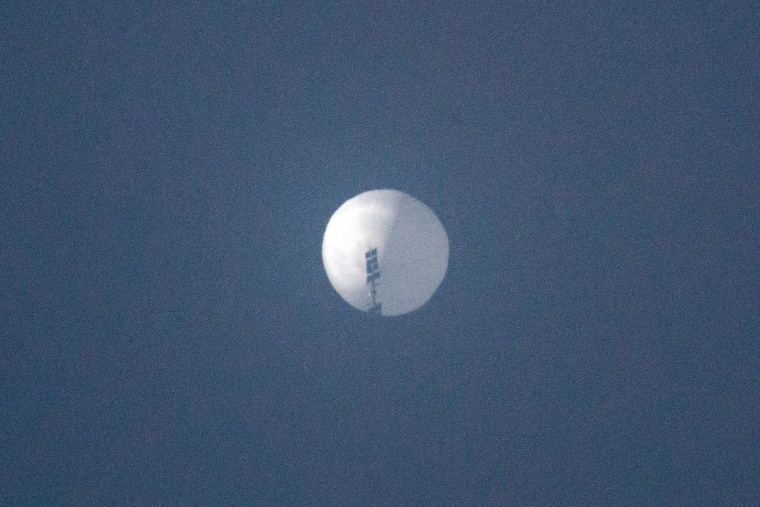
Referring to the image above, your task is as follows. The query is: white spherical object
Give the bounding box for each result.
[322,189,449,316]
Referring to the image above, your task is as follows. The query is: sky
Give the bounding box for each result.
[2,2,759,505]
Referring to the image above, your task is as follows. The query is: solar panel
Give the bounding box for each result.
[365,248,381,315]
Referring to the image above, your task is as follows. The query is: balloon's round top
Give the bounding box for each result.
[322,189,449,316]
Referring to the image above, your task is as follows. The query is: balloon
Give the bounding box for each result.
[322,189,449,316]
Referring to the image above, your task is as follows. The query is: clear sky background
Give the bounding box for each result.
[2,2,759,505]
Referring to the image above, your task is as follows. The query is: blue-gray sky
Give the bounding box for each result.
[2,2,759,505]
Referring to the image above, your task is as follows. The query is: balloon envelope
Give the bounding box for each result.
[322,189,449,316]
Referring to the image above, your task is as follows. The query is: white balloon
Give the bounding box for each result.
[322,189,449,316]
